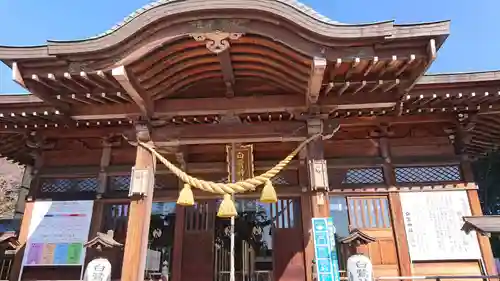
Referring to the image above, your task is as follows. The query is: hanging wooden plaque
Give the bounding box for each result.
[226,144,254,182]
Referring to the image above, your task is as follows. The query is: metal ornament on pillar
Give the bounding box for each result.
[128,167,155,197]
[308,159,329,191]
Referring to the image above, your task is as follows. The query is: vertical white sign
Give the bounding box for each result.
[400,191,481,261]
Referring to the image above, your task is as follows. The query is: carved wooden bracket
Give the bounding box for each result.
[307,57,327,104]
[190,31,244,54]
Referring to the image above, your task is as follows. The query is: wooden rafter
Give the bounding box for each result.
[218,50,235,97]
[12,62,71,114]
[111,65,153,119]
[402,38,437,93]
[307,57,327,104]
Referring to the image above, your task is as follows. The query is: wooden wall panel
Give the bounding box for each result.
[357,229,399,277]
[325,140,379,158]
[348,196,400,277]
[274,228,306,281]
[413,261,483,281]
[272,198,306,281]
[109,148,136,165]
[43,150,101,166]
[180,201,215,281]
[389,137,454,157]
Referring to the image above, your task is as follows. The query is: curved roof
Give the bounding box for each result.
[0,0,449,59]
[86,0,340,41]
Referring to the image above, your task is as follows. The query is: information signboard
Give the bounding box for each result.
[23,200,94,266]
[312,217,341,281]
[400,191,481,261]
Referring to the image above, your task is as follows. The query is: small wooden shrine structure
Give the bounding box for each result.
[0,0,498,280]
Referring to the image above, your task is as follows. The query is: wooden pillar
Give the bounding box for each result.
[171,152,186,281]
[9,149,43,281]
[306,119,330,217]
[9,202,33,281]
[462,161,497,275]
[299,150,314,281]
[301,119,330,281]
[379,137,412,277]
[89,140,112,237]
[121,124,156,281]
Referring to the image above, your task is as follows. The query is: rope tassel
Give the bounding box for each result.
[177,183,195,206]
[260,180,277,203]
[217,194,238,218]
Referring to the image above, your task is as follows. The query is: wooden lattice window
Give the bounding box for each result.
[185,201,214,232]
[0,251,14,280]
[102,203,129,243]
[39,177,99,193]
[395,165,462,184]
[107,175,130,191]
[347,196,391,229]
[342,168,384,185]
[107,174,178,191]
[271,198,300,229]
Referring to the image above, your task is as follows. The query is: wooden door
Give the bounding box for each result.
[347,196,399,277]
[272,197,306,281]
[180,200,216,281]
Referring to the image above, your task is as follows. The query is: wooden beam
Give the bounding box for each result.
[307,57,327,104]
[72,94,307,119]
[71,91,400,120]
[12,62,71,113]
[148,121,308,145]
[111,66,153,119]
[18,113,456,141]
[218,50,235,97]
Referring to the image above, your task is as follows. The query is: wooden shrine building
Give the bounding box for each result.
[0,0,498,280]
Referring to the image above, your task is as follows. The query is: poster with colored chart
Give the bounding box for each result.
[23,200,93,266]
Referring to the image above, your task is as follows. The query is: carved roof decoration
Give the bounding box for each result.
[0,232,19,250]
[339,228,376,245]
[84,230,123,250]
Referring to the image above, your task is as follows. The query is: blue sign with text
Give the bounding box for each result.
[312,217,340,281]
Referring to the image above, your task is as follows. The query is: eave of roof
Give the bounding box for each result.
[417,70,500,85]
[462,215,500,236]
[0,0,449,59]
[0,69,496,111]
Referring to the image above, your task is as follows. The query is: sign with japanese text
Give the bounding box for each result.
[400,191,481,260]
[226,144,254,181]
[84,258,112,281]
[312,217,341,281]
[347,254,373,281]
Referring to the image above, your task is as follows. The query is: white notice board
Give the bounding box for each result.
[22,200,94,266]
[400,190,481,261]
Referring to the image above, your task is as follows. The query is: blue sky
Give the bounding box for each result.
[0,0,498,93]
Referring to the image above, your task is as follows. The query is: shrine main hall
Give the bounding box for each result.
[0,1,498,281]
